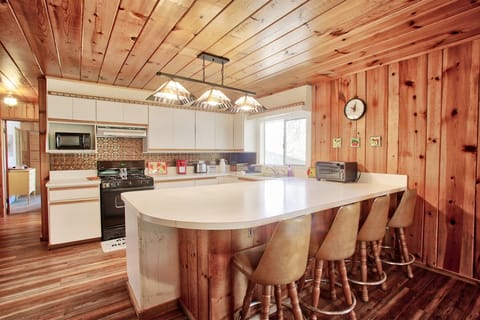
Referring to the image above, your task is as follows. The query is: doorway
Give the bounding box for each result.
[3,120,41,215]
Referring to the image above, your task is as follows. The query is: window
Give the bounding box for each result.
[264,117,306,165]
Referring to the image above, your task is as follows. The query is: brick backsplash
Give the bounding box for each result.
[49,137,256,170]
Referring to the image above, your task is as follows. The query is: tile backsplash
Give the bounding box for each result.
[49,137,256,170]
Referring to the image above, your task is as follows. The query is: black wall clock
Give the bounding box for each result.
[344,98,366,120]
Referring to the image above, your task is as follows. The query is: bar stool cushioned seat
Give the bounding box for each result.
[301,202,360,320]
[383,189,417,278]
[233,215,312,320]
[349,194,390,302]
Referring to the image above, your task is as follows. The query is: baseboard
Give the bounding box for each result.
[47,237,101,249]
[414,262,480,286]
[126,281,180,320]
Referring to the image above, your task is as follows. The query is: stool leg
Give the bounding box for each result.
[372,241,387,290]
[351,242,360,275]
[328,261,336,300]
[311,259,324,320]
[338,260,357,320]
[287,282,303,320]
[274,285,284,320]
[240,280,256,320]
[297,257,314,293]
[261,285,272,320]
[398,227,414,279]
[360,241,368,302]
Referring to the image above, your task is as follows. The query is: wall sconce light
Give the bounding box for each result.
[3,93,18,107]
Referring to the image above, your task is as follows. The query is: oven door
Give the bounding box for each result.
[100,186,153,241]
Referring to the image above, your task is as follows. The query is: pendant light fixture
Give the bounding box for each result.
[146,79,195,105]
[231,95,266,113]
[149,52,265,112]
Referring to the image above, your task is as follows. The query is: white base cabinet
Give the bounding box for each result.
[48,185,101,247]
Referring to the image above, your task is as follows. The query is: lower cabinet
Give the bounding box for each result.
[48,185,101,247]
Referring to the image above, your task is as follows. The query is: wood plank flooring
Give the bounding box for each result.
[1,211,479,319]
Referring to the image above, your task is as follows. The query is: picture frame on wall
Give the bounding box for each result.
[370,136,382,147]
[332,137,342,148]
[350,137,360,148]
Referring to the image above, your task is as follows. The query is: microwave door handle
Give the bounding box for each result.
[56,135,60,148]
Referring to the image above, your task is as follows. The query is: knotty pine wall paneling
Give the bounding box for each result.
[311,39,480,280]
[423,50,443,268]
[438,41,479,278]
[397,55,427,259]
[365,67,388,173]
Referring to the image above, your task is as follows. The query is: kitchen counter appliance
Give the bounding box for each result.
[316,161,358,182]
[98,160,154,240]
[195,161,207,173]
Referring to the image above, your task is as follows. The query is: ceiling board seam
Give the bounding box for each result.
[112,0,161,85]
[125,0,195,88]
[44,0,63,78]
[96,0,122,83]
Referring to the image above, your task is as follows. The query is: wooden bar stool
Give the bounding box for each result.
[300,202,360,320]
[382,189,417,278]
[232,215,311,320]
[349,194,390,302]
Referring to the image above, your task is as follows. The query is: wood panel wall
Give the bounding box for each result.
[311,39,480,280]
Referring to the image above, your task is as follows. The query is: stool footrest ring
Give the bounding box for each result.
[300,293,356,316]
[348,271,387,286]
[382,253,415,266]
[300,281,357,316]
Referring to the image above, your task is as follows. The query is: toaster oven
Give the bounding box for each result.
[316,161,358,182]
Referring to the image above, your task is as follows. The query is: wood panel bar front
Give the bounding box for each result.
[122,175,406,319]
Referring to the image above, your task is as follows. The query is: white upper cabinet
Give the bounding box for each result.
[123,103,149,125]
[215,113,234,150]
[72,97,96,121]
[48,95,96,122]
[195,111,216,149]
[147,106,195,150]
[173,108,196,149]
[233,113,245,150]
[97,101,148,125]
[48,95,72,119]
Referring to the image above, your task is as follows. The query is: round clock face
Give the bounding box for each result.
[344,98,366,120]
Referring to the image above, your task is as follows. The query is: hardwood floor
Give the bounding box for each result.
[0,211,186,320]
[1,211,479,319]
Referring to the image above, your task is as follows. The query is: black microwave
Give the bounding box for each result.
[55,132,91,150]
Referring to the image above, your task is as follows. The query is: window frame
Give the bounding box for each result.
[258,110,311,167]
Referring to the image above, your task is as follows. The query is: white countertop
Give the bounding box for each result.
[46,170,100,188]
[122,174,407,230]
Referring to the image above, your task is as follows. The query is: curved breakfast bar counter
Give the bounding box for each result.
[121,173,407,319]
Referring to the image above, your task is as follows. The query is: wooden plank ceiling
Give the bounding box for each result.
[0,0,479,105]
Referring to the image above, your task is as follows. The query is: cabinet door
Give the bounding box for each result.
[72,97,96,121]
[215,113,234,150]
[49,200,101,245]
[124,103,148,125]
[148,106,174,149]
[173,109,195,149]
[195,111,216,149]
[233,113,245,150]
[47,95,73,119]
[96,100,124,123]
